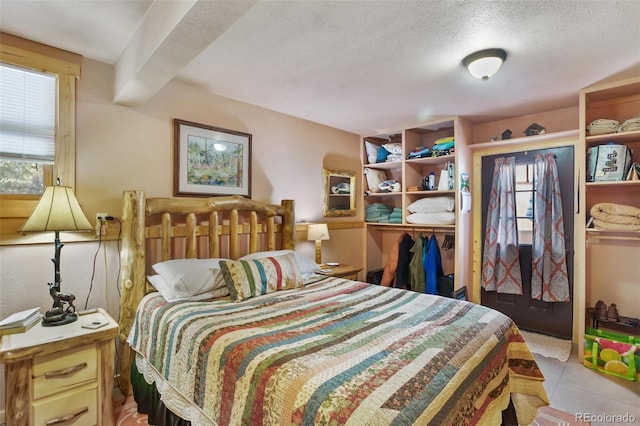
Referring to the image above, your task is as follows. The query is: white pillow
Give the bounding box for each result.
[364,168,387,193]
[364,141,379,164]
[406,212,456,225]
[147,275,229,302]
[240,250,320,279]
[407,197,455,213]
[152,258,227,300]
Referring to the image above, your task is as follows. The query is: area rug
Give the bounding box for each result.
[529,406,591,426]
[521,330,572,362]
[114,396,589,425]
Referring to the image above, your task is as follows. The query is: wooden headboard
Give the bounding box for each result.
[117,190,295,394]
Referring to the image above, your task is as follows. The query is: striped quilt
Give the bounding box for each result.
[128,277,548,425]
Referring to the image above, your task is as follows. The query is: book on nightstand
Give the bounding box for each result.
[0,307,41,336]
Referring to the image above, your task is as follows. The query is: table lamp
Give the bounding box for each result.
[19,183,92,326]
[307,223,329,264]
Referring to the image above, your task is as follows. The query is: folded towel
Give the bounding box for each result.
[590,203,640,230]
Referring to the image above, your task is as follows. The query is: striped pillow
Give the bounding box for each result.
[219,253,303,302]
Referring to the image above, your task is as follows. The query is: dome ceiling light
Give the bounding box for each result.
[462,48,508,80]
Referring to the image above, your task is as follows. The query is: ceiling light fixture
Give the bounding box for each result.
[462,48,507,80]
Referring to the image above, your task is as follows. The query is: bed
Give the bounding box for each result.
[118,190,548,425]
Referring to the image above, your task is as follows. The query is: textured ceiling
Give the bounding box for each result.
[1,0,639,135]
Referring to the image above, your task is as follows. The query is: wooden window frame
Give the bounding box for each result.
[0,33,81,240]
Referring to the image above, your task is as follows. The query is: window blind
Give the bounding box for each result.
[0,63,56,164]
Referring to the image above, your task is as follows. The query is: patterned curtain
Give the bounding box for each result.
[532,153,570,302]
[482,157,523,294]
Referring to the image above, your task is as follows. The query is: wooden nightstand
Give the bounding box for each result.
[0,308,118,426]
[318,264,363,280]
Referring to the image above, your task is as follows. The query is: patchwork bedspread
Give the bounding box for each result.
[128,277,548,425]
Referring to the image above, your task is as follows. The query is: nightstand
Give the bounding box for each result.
[0,308,118,426]
[318,264,363,280]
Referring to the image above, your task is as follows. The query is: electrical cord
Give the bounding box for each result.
[82,217,128,397]
[84,220,103,310]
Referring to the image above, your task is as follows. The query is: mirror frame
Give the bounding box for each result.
[323,168,356,217]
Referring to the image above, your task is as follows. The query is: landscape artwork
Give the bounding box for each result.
[186,135,243,188]
[174,119,251,197]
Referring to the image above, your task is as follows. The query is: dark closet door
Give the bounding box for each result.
[480,146,574,339]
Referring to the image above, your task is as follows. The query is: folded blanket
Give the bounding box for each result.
[590,203,640,230]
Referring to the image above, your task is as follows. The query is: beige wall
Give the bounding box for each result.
[0,58,362,415]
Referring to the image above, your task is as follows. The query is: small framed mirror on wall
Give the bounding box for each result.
[323,168,356,217]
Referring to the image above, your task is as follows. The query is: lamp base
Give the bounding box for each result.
[42,310,78,327]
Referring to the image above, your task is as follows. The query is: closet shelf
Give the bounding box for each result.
[363,161,401,170]
[585,180,640,188]
[586,129,640,146]
[405,190,455,196]
[405,154,455,166]
[365,223,455,232]
[468,129,579,151]
[586,228,640,241]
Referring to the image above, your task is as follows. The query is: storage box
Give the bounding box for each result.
[583,328,639,381]
[589,144,633,181]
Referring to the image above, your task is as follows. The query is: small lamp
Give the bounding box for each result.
[462,48,507,80]
[307,223,329,265]
[19,183,92,326]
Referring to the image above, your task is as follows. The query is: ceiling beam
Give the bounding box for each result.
[113,0,256,106]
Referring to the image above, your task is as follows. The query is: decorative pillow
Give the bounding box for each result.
[147,275,229,302]
[220,253,303,302]
[152,258,227,300]
[364,168,387,193]
[376,145,390,163]
[407,196,455,213]
[364,141,379,164]
[240,250,319,279]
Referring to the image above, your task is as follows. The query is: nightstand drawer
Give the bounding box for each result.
[33,344,97,400]
[33,385,97,426]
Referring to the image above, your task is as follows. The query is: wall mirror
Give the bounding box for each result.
[323,168,356,217]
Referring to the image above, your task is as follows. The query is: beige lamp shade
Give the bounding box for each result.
[307,223,330,241]
[19,185,92,232]
[307,223,329,264]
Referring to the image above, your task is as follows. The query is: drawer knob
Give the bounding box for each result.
[44,362,87,379]
[45,407,89,425]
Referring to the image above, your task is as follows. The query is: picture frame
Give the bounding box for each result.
[174,119,252,197]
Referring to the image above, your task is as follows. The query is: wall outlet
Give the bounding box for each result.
[96,213,108,236]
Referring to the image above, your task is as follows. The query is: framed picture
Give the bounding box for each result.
[174,119,252,197]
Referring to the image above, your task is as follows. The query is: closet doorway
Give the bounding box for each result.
[480,146,574,339]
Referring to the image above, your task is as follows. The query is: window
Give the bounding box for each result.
[515,163,534,244]
[0,34,80,237]
[0,63,56,194]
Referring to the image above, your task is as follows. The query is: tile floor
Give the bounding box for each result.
[534,345,640,426]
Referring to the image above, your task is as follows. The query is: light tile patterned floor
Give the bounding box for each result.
[533,345,640,426]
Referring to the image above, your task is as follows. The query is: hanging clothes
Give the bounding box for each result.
[381,232,407,286]
[423,234,443,295]
[481,156,524,294]
[532,153,571,302]
[409,235,425,293]
[395,233,414,289]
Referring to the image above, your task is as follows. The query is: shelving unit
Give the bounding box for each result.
[361,117,472,292]
[577,77,640,361]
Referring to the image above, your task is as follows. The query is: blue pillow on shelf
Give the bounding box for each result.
[376,145,390,163]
